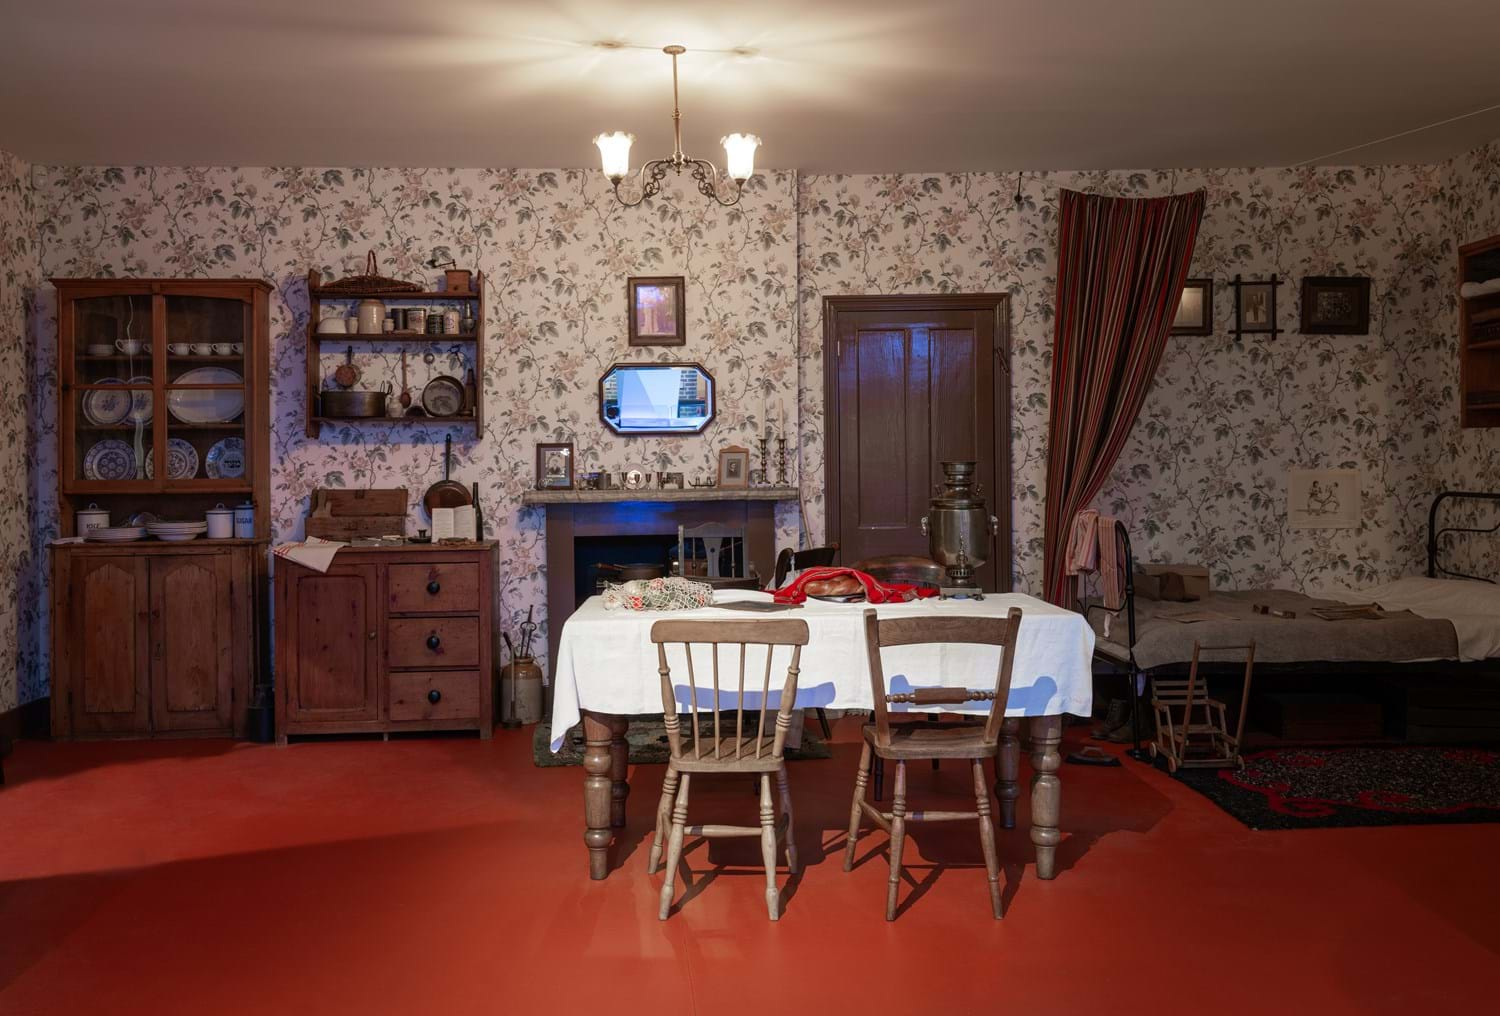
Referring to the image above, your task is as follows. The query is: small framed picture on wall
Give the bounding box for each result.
[1300,276,1371,335]
[627,276,687,346]
[1170,278,1214,335]
[535,442,575,490]
[1232,274,1282,340]
[717,445,750,489]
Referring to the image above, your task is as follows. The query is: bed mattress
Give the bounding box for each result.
[1090,587,1463,671]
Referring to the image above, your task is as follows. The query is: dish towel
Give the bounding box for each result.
[273,536,346,574]
[1065,510,1126,612]
[771,567,939,605]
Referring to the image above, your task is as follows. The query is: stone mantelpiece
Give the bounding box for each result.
[528,490,795,668]
[521,486,799,506]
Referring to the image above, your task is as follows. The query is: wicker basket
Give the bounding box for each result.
[317,250,423,295]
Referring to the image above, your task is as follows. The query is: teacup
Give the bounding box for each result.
[86,343,113,357]
[167,342,190,355]
[190,342,213,355]
[231,343,244,354]
[116,338,144,356]
[211,342,233,356]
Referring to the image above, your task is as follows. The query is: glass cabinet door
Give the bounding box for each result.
[71,293,155,484]
[162,294,249,489]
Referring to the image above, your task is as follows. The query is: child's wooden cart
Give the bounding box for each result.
[1149,641,1255,772]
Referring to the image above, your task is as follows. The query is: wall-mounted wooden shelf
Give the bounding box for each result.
[303,269,485,438]
[1458,234,1500,429]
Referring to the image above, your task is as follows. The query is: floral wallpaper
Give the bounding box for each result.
[797,160,1491,596]
[30,166,801,688]
[0,149,39,714]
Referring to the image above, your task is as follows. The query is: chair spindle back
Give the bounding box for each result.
[651,619,810,762]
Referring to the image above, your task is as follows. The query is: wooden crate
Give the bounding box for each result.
[306,487,408,540]
[1255,692,1384,741]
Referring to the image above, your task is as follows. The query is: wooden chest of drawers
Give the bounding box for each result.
[274,543,495,743]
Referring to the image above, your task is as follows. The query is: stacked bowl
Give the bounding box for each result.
[146,520,208,542]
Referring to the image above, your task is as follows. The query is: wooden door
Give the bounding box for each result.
[824,295,1011,591]
[149,554,234,733]
[284,563,380,724]
[67,555,150,735]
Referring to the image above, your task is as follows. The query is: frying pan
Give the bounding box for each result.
[422,434,473,515]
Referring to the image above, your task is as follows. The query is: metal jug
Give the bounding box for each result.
[919,460,999,597]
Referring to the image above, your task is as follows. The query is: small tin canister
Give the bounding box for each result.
[233,501,255,539]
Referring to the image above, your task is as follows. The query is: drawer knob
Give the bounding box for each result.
[427,688,442,705]
[426,634,442,651]
[427,580,441,594]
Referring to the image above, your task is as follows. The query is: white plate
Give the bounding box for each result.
[125,376,153,425]
[82,379,130,427]
[153,532,202,542]
[167,367,244,424]
[205,437,246,479]
[85,526,146,542]
[83,439,138,481]
[143,438,199,480]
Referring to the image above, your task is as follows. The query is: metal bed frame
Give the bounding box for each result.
[1081,490,1499,758]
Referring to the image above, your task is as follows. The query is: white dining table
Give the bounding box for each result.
[551,590,1096,880]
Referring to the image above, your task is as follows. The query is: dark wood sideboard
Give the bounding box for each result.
[274,543,496,743]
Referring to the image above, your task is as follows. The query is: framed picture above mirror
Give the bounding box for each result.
[627,275,687,346]
[599,361,715,436]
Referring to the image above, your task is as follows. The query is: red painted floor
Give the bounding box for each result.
[2,720,1496,1015]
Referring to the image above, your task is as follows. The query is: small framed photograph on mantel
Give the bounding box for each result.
[535,442,575,490]
[627,276,687,346]
[717,445,750,489]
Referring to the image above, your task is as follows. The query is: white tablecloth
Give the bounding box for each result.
[550,590,1095,750]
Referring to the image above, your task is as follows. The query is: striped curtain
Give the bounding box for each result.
[1043,188,1206,605]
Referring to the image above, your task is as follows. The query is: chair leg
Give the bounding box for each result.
[843,740,872,871]
[885,759,908,921]
[815,707,833,740]
[759,773,780,920]
[873,756,885,801]
[657,773,690,921]
[973,758,1003,919]
[775,763,799,875]
[646,766,680,874]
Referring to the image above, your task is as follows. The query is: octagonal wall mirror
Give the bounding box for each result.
[599,362,715,436]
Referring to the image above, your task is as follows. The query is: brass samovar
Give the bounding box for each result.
[919,460,1000,599]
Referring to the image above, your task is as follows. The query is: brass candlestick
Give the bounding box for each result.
[757,435,771,486]
[776,436,787,486]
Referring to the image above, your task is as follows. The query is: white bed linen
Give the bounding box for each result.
[550,590,1096,750]
[1362,577,1500,662]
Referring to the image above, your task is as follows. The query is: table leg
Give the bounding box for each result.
[582,710,615,881]
[1028,714,1063,880]
[993,717,1020,829]
[609,715,630,829]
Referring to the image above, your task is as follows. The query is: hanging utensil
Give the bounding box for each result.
[421,433,473,515]
[333,345,360,389]
[399,350,412,411]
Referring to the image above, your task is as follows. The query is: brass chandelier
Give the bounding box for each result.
[593,45,761,208]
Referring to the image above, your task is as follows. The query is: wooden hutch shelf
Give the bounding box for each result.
[49,277,273,740]
[303,269,485,438]
[1459,233,1500,429]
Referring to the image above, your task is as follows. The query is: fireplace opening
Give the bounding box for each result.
[573,534,680,606]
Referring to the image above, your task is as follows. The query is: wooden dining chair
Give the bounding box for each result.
[772,543,840,588]
[843,607,1023,920]
[647,617,810,921]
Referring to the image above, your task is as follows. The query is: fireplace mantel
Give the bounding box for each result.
[521,486,799,506]
[526,487,797,668]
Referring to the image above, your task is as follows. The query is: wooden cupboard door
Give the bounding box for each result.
[285,564,380,723]
[149,554,234,733]
[68,555,150,735]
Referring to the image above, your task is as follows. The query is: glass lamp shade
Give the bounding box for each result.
[720,133,761,182]
[593,132,635,180]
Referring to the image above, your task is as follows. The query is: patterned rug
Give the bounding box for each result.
[1167,746,1500,830]
[533,714,832,768]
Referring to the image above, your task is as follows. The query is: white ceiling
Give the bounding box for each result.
[4,0,1500,172]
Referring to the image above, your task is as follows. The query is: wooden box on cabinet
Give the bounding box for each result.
[49,542,259,739]
[274,543,496,743]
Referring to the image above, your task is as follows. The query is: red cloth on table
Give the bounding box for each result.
[771,567,939,605]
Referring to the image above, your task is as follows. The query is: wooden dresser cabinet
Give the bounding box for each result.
[274,543,495,742]
[50,543,258,738]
